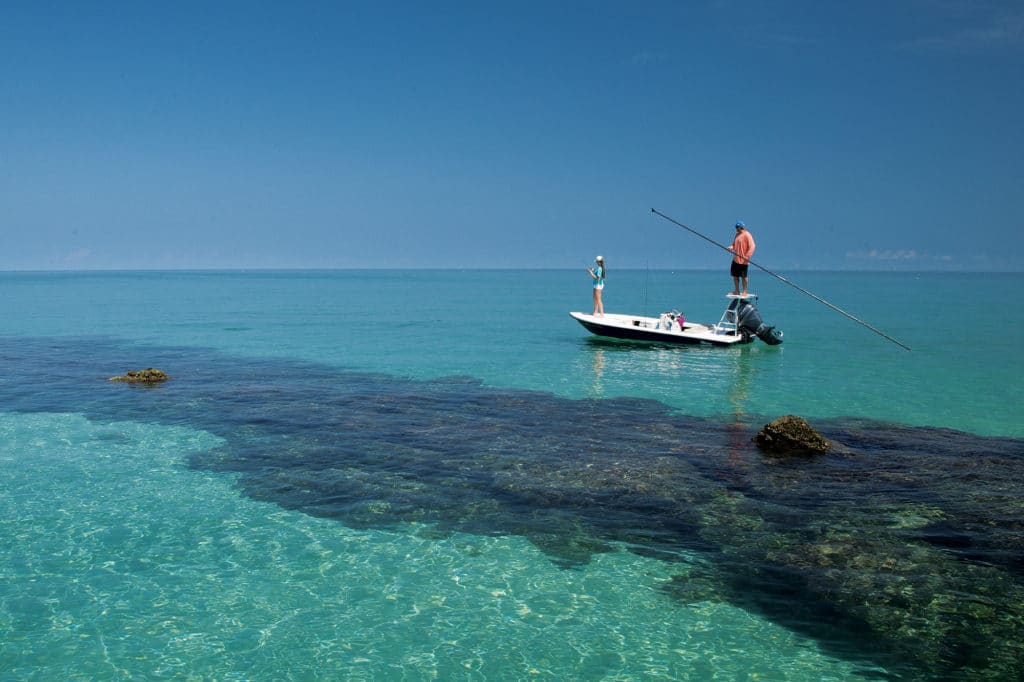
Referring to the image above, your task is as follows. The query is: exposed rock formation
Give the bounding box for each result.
[754,414,829,455]
[107,368,169,384]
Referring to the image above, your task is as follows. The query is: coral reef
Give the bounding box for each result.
[107,368,169,384]
[754,414,830,454]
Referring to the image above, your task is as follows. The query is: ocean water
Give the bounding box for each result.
[1,269,1022,680]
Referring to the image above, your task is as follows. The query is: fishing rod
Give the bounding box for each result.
[650,208,912,351]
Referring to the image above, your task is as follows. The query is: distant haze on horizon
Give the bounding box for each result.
[2,1,1022,272]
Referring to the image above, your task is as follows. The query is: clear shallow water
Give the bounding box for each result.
[1,270,1022,680]
[1,414,874,680]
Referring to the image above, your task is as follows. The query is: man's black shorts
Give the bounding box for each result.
[731,261,749,278]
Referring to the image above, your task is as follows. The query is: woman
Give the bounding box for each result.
[588,256,605,316]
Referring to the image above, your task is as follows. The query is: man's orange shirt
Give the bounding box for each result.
[732,231,755,264]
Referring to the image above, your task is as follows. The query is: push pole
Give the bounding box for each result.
[651,208,911,351]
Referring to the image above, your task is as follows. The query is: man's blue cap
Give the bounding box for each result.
[735,221,745,228]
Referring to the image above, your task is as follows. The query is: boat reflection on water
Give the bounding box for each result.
[590,347,605,395]
[724,352,757,491]
[727,351,756,422]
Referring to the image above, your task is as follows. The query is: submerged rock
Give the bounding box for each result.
[108,368,169,384]
[754,415,829,455]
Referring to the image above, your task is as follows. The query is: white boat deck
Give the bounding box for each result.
[569,311,747,345]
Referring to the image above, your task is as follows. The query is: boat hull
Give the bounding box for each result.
[569,312,750,346]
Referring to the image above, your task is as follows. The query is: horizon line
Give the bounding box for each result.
[2,266,1021,275]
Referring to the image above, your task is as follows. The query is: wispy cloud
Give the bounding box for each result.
[846,249,953,263]
[895,6,1024,53]
[63,248,91,264]
[630,50,670,66]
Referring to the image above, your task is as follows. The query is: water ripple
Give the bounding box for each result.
[3,336,1023,679]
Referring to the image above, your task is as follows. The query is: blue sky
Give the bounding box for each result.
[2,1,1021,271]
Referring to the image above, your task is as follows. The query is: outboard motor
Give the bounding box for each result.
[736,299,783,345]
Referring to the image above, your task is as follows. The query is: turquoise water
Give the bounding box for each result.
[1,270,1023,679]
[3,269,1021,435]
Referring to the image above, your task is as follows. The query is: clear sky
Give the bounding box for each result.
[2,1,1022,271]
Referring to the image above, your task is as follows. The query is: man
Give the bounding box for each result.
[727,221,755,296]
